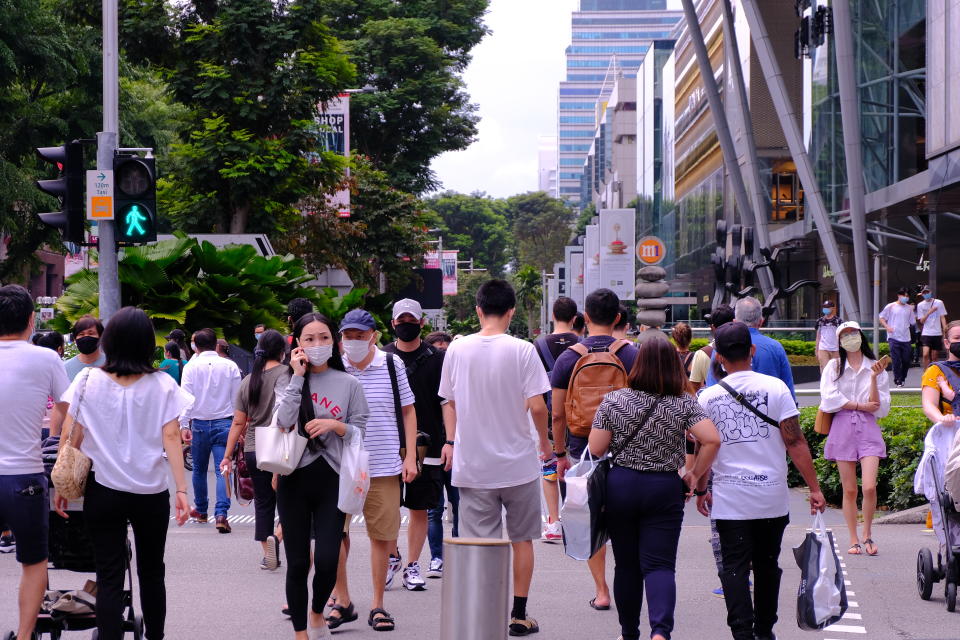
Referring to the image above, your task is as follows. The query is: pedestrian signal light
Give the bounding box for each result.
[35,141,85,245]
[114,155,157,243]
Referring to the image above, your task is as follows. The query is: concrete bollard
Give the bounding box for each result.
[440,537,511,640]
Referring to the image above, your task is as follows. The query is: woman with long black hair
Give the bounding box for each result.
[221,329,290,570]
[274,313,369,640]
[818,321,890,556]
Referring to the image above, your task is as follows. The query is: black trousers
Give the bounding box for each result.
[84,475,170,640]
[277,456,345,632]
[888,339,912,385]
[715,516,789,640]
[245,451,277,542]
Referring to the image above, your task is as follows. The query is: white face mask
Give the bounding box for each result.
[342,339,372,363]
[840,333,862,353]
[304,345,333,366]
[191,342,197,353]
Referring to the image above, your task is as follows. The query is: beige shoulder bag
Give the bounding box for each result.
[51,369,93,500]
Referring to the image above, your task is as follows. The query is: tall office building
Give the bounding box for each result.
[538,136,559,196]
[556,0,682,206]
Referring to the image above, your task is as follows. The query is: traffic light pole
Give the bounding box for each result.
[97,0,120,321]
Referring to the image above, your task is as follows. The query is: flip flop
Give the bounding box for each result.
[589,598,610,611]
[864,538,879,556]
[848,543,863,555]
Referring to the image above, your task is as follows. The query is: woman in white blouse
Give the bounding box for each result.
[53,307,191,640]
[818,320,891,557]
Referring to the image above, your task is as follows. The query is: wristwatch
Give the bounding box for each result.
[555,451,567,458]
[693,488,709,496]
[445,440,455,446]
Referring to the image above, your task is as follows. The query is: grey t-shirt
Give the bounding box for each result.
[275,368,369,472]
[64,352,106,381]
[234,365,292,452]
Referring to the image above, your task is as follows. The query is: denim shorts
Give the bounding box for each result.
[0,473,49,564]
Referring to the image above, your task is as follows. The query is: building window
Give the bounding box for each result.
[559,144,591,152]
[559,102,596,110]
[559,130,595,138]
[770,171,804,222]
[560,172,584,180]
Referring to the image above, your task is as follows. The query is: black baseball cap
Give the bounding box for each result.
[714,321,753,362]
[165,329,186,341]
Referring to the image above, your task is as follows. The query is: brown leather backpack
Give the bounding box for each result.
[564,340,631,437]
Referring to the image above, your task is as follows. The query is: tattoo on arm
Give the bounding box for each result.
[780,416,806,447]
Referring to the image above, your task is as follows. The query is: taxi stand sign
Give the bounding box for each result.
[86,170,114,221]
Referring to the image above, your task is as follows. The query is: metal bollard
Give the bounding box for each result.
[440,537,511,640]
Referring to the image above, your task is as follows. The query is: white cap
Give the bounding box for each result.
[392,298,423,320]
[836,320,862,339]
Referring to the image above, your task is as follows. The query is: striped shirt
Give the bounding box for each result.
[345,348,414,477]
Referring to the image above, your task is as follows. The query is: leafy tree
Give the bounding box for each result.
[442,270,489,334]
[153,0,355,234]
[52,233,320,350]
[506,191,575,273]
[574,201,597,237]
[423,191,510,275]
[512,264,542,338]
[315,0,488,193]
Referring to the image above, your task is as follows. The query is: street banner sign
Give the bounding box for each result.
[318,94,351,218]
[565,246,584,309]
[584,224,601,297]
[86,169,113,220]
[599,208,636,300]
[637,236,666,265]
[425,250,459,295]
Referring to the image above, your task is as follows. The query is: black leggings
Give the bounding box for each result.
[84,475,170,640]
[277,456,344,632]
[244,451,276,542]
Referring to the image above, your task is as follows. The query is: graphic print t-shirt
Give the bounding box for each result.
[697,370,799,520]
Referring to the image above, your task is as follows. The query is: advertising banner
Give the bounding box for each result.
[568,249,585,309]
[318,94,351,218]
[425,250,459,295]
[584,224,601,297]
[554,262,566,296]
[599,208,636,300]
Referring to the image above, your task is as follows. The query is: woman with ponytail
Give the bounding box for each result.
[221,329,290,570]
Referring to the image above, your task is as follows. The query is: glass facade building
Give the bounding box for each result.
[556,1,682,205]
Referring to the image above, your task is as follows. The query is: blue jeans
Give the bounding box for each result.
[427,467,460,560]
[190,418,231,517]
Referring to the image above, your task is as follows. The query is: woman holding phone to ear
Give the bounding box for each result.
[818,321,891,557]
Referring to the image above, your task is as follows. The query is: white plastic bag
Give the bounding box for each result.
[337,439,370,515]
[560,449,598,561]
[794,512,846,629]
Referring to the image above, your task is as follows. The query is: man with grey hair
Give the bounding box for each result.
[706,297,796,400]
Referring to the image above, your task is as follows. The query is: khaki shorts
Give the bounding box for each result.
[363,475,401,541]
[459,478,542,543]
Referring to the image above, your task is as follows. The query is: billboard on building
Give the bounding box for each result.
[584,224,601,297]
[599,208,636,300]
[318,94,351,218]
[425,250,459,296]
[565,246,585,309]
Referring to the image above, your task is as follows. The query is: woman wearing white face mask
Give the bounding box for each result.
[818,321,891,557]
[274,313,369,640]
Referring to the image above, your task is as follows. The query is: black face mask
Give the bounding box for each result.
[950,342,960,360]
[75,335,99,355]
[394,322,421,342]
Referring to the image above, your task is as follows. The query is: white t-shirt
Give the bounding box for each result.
[697,370,799,520]
[439,333,551,489]
[0,341,69,475]
[64,369,193,494]
[917,299,948,336]
[879,302,916,342]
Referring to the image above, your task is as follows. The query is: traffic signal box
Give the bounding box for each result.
[35,142,85,245]
[114,154,157,243]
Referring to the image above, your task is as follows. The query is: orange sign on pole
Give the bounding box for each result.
[637,236,666,265]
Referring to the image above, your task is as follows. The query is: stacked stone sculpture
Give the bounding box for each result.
[635,265,670,327]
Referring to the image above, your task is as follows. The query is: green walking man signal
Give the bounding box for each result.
[123,205,148,237]
[114,154,157,243]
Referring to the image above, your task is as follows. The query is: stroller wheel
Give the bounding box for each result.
[919,548,936,600]
[947,582,957,612]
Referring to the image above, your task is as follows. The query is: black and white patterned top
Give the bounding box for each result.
[592,389,709,473]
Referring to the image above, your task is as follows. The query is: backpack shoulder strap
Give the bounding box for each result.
[717,380,780,429]
[535,337,557,371]
[570,343,589,358]
[385,353,404,442]
[608,339,630,355]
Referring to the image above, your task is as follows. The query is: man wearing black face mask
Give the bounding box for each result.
[381,299,454,591]
[64,315,105,382]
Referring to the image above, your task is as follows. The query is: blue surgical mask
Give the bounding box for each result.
[899,296,910,304]
[254,333,262,341]
[923,292,932,300]
[822,307,831,316]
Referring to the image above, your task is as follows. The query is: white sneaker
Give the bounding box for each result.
[402,561,427,591]
[385,553,403,589]
[542,520,562,543]
[426,557,443,579]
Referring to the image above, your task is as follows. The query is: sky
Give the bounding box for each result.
[429,0,579,198]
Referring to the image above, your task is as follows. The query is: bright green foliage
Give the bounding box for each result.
[315,0,488,193]
[443,271,488,335]
[154,0,355,234]
[574,202,596,237]
[52,233,320,350]
[506,192,576,273]
[513,264,542,337]
[423,191,510,275]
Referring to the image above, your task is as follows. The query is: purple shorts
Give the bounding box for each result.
[824,410,887,462]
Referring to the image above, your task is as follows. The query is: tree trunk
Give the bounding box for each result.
[230,202,251,234]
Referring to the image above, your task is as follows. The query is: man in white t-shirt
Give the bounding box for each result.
[879,287,917,387]
[917,285,949,369]
[0,285,70,640]
[696,322,825,640]
[439,279,552,637]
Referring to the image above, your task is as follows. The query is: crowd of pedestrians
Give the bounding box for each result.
[3,276,953,640]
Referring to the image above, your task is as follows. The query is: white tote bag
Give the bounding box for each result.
[255,409,308,476]
[560,449,600,561]
[337,438,370,515]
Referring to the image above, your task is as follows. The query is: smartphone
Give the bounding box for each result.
[877,355,892,370]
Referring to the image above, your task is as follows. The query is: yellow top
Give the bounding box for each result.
[921,365,954,415]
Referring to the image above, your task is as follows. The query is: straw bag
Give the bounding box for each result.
[51,370,93,500]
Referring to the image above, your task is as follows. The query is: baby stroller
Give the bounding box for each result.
[915,421,960,611]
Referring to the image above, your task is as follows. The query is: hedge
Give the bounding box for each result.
[688,337,891,357]
[787,406,929,512]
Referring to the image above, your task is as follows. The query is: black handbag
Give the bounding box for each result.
[586,395,662,557]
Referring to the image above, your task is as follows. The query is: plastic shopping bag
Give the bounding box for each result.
[337,439,370,515]
[561,450,604,561]
[793,512,847,630]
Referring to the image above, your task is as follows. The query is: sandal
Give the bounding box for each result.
[327,602,357,630]
[368,608,395,632]
[848,543,863,555]
[509,617,540,636]
[588,598,610,611]
[864,538,879,556]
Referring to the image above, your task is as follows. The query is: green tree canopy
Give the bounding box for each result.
[423,191,510,275]
[506,191,575,273]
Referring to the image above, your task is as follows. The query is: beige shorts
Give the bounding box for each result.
[363,475,401,541]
